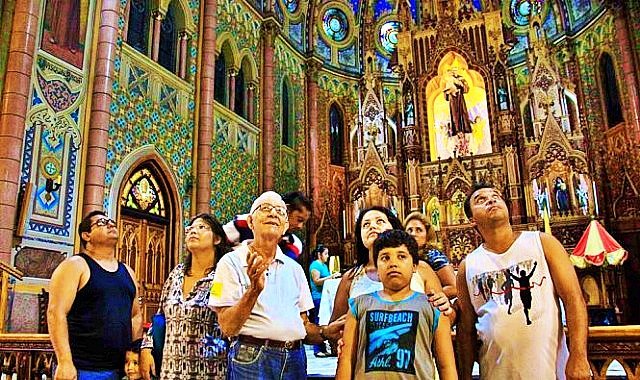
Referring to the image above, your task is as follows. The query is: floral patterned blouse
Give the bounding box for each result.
[142,264,227,380]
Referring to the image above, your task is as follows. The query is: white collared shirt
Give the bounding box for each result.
[209,243,314,341]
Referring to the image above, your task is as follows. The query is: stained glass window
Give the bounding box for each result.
[600,53,623,128]
[284,0,299,13]
[121,167,166,217]
[379,21,401,54]
[510,0,533,26]
[322,8,349,42]
[329,104,344,165]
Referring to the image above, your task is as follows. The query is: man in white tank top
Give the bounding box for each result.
[456,184,591,380]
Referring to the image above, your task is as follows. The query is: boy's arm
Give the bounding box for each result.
[433,311,457,380]
[455,260,478,380]
[540,233,590,379]
[335,311,358,380]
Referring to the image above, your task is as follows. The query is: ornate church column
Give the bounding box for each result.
[82,0,121,215]
[0,0,39,262]
[247,82,256,123]
[151,11,164,62]
[228,69,237,111]
[306,58,322,220]
[261,20,278,190]
[195,0,217,214]
[610,2,640,137]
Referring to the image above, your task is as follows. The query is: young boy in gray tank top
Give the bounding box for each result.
[336,230,457,380]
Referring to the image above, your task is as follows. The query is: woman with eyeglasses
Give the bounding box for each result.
[404,212,457,300]
[139,214,233,380]
[329,207,454,327]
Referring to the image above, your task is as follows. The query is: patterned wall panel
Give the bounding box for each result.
[210,105,260,222]
[217,0,262,55]
[105,0,202,226]
[19,56,85,246]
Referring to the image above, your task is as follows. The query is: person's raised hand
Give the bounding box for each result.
[247,246,268,292]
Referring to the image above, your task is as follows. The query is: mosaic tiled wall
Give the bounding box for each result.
[274,38,306,194]
[317,72,359,115]
[104,0,202,225]
[217,0,262,56]
[209,125,259,222]
[212,0,262,220]
[20,57,84,244]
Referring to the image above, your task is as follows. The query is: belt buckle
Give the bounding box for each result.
[284,340,294,349]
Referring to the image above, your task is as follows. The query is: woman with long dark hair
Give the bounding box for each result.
[140,214,232,380]
[329,207,452,324]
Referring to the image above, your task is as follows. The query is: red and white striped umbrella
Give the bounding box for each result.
[570,220,628,268]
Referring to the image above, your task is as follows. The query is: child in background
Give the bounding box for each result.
[336,230,457,379]
[123,339,142,380]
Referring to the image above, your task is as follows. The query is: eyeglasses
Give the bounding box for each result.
[254,204,288,218]
[90,218,116,228]
[185,224,212,234]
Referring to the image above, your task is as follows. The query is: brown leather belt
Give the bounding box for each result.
[237,335,302,350]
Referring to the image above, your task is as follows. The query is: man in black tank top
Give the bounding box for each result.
[48,210,142,380]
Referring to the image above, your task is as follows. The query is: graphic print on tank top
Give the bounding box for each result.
[364,309,418,374]
[470,259,546,325]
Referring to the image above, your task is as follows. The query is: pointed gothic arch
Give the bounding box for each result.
[108,146,182,321]
[329,102,345,166]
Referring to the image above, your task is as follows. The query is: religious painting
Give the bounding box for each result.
[426,52,491,160]
[41,0,89,68]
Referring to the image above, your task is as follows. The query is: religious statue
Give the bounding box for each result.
[576,179,589,215]
[405,91,415,126]
[444,70,473,136]
[45,0,81,53]
[554,177,570,213]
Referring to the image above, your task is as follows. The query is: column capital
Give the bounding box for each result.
[305,56,324,82]
[152,10,165,20]
[178,29,190,40]
[228,68,238,77]
[261,18,280,47]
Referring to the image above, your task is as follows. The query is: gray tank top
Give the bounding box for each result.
[349,291,438,379]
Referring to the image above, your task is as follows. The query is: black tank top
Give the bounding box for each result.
[67,253,136,370]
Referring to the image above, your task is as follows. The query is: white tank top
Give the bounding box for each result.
[349,265,425,299]
[464,231,568,380]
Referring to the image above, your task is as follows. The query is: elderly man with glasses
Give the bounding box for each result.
[210,191,345,379]
[48,210,142,380]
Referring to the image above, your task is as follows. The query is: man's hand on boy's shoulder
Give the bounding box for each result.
[428,290,454,316]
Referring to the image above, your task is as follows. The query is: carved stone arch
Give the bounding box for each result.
[426,47,489,82]
[613,171,640,219]
[216,33,241,70]
[108,145,182,321]
[158,0,197,35]
[444,177,472,200]
[238,51,259,82]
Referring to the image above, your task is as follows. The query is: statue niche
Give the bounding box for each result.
[426,52,492,160]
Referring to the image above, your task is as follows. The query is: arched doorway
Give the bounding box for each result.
[116,161,176,322]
